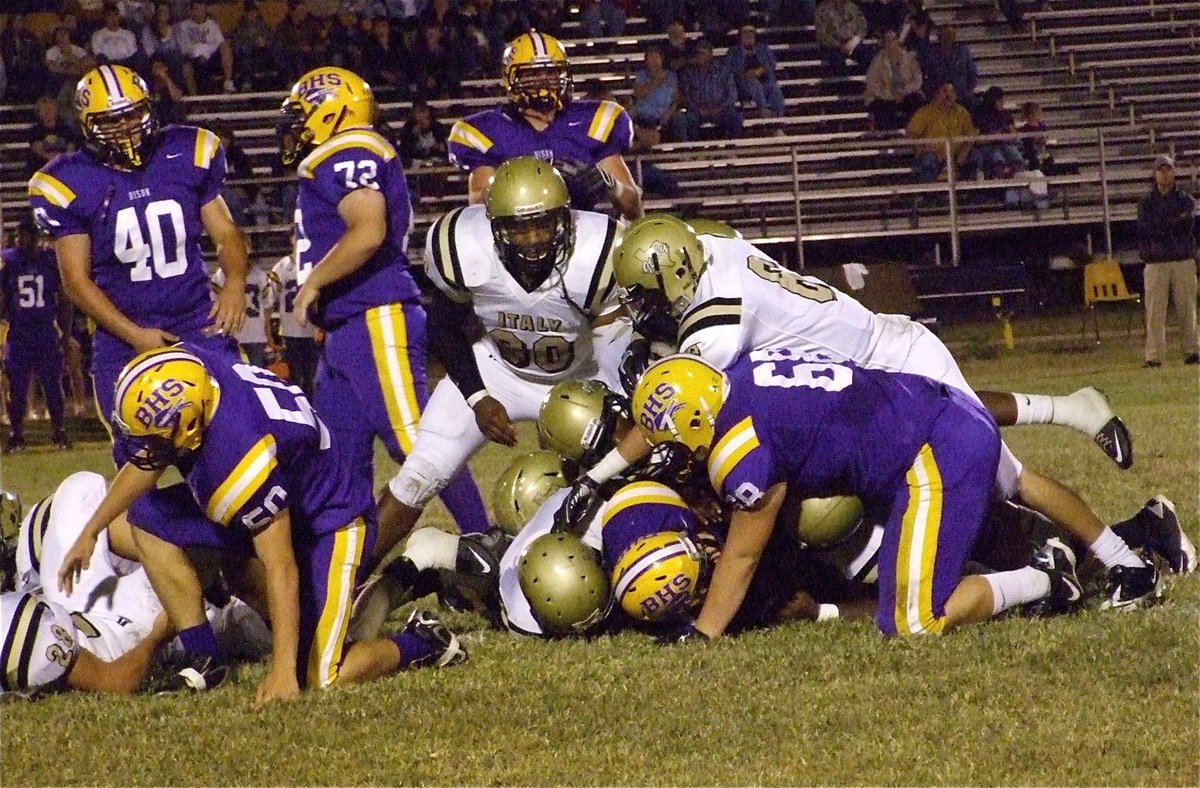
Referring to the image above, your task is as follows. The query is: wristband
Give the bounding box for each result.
[586,447,631,484]
[466,390,489,408]
[817,604,839,622]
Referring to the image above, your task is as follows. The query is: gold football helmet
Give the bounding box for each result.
[111,347,220,470]
[612,214,708,341]
[795,495,865,547]
[537,379,624,467]
[486,156,575,291]
[631,355,727,452]
[518,532,610,635]
[492,450,570,536]
[502,31,572,114]
[686,217,742,239]
[75,65,158,169]
[611,529,707,623]
[279,67,376,165]
[0,491,21,542]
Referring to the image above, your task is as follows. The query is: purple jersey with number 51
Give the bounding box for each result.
[27,125,223,366]
[294,129,420,330]
[176,342,373,536]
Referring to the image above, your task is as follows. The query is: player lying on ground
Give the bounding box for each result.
[561,215,1165,611]
[55,346,466,706]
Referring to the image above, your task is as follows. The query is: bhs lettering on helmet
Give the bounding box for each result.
[638,382,683,434]
[133,378,187,428]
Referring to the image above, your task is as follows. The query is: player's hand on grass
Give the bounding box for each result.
[293,281,321,328]
[654,620,709,645]
[58,532,97,594]
[473,396,517,446]
[209,278,247,336]
[130,326,180,354]
[254,666,301,708]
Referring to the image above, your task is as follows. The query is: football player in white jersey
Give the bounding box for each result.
[568,215,1180,609]
[213,258,274,368]
[373,157,632,563]
[270,251,319,397]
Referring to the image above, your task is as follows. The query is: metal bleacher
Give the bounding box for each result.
[1,0,1197,271]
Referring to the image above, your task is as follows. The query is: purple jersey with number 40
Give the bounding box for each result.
[294,129,420,330]
[28,125,223,367]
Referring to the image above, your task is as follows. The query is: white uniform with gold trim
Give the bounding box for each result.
[388,206,632,510]
[0,591,79,695]
[679,235,1021,497]
[212,266,273,347]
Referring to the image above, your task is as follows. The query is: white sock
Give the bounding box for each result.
[403,527,459,571]
[983,567,1051,615]
[1012,393,1056,426]
[1089,527,1145,569]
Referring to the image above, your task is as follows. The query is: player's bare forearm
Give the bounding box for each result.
[694,484,785,638]
[467,166,496,204]
[68,612,173,693]
[617,426,651,465]
[201,196,249,283]
[60,465,164,592]
[253,512,301,677]
[305,189,387,291]
[598,154,644,221]
[57,234,146,346]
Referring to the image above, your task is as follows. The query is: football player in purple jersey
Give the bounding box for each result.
[278,66,487,546]
[447,31,644,221]
[27,65,247,457]
[0,214,72,450]
[56,346,467,704]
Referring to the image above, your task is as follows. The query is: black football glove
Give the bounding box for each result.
[635,441,696,486]
[618,337,653,397]
[551,475,602,536]
[654,620,710,645]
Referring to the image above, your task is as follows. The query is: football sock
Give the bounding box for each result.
[439,471,490,535]
[1089,527,1146,569]
[390,631,433,669]
[984,567,1051,615]
[1013,389,1113,436]
[1011,393,1056,426]
[178,622,221,660]
[403,527,459,571]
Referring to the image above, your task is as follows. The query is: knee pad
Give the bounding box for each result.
[388,456,451,510]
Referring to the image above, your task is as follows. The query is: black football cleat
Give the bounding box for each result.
[400,609,467,668]
[1102,563,1163,611]
[1025,538,1083,616]
[1137,496,1196,575]
[151,654,229,694]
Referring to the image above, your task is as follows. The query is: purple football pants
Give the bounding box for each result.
[4,338,65,435]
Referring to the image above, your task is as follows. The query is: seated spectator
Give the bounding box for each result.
[360,16,409,94]
[3,14,50,102]
[325,9,362,70]
[175,0,234,93]
[142,2,184,80]
[663,19,694,71]
[864,28,923,131]
[116,0,153,34]
[91,4,144,72]
[414,20,462,100]
[582,0,626,39]
[697,0,749,47]
[1018,101,1052,172]
[26,95,77,179]
[148,52,187,123]
[677,38,742,140]
[644,0,692,33]
[45,25,92,96]
[271,1,321,84]
[901,6,933,51]
[213,122,252,223]
[231,1,277,89]
[972,86,1025,177]
[815,0,876,75]
[397,99,449,166]
[920,24,976,107]
[528,0,565,37]
[726,24,784,118]
[863,0,907,36]
[467,0,525,76]
[631,44,683,138]
[906,81,980,182]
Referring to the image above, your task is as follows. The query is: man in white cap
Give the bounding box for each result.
[1137,154,1198,367]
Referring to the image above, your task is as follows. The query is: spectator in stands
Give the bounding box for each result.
[45,25,92,97]
[214,122,253,224]
[414,19,463,100]
[360,16,409,94]
[1137,155,1199,368]
[906,81,979,182]
[419,0,464,31]
[0,53,6,103]
[148,51,187,122]
[815,0,876,75]
[25,95,77,179]
[677,38,742,140]
[271,1,321,84]
[697,0,749,47]
[631,44,683,138]
[231,1,276,88]
[972,86,1025,178]
[864,28,922,131]
[142,2,184,81]
[863,0,907,36]
[1018,101,1051,172]
[2,15,48,103]
[644,0,691,33]
[175,0,235,93]
[726,24,784,118]
[397,99,450,167]
[582,0,626,38]
[663,19,694,71]
[467,0,526,76]
[528,0,565,37]
[116,0,153,34]
[920,24,976,107]
[901,6,933,52]
[91,3,144,72]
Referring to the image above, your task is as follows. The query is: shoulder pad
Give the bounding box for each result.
[427,206,492,296]
[181,125,222,169]
[574,212,620,312]
[448,116,496,155]
[27,162,80,210]
[298,129,397,179]
[586,100,628,143]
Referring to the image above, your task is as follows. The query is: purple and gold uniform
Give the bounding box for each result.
[1,244,66,434]
[447,100,633,210]
[599,481,699,572]
[27,124,237,441]
[121,343,374,687]
[295,127,486,531]
[703,349,1000,636]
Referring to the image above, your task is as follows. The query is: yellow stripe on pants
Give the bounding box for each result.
[366,305,423,456]
[893,443,946,635]
[307,519,366,688]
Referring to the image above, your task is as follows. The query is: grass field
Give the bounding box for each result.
[2,324,1197,786]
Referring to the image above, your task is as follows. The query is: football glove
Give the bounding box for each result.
[551,475,602,536]
[654,620,710,645]
[618,337,653,396]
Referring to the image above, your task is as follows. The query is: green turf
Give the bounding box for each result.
[1,330,1197,786]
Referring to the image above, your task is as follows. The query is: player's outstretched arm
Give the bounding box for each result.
[467,166,496,205]
[201,195,248,336]
[597,154,644,221]
[292,189,386,326]
[694,482,786,639]
[67,611,172,694]
[56,234,179,353]
[251,510,301,707]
